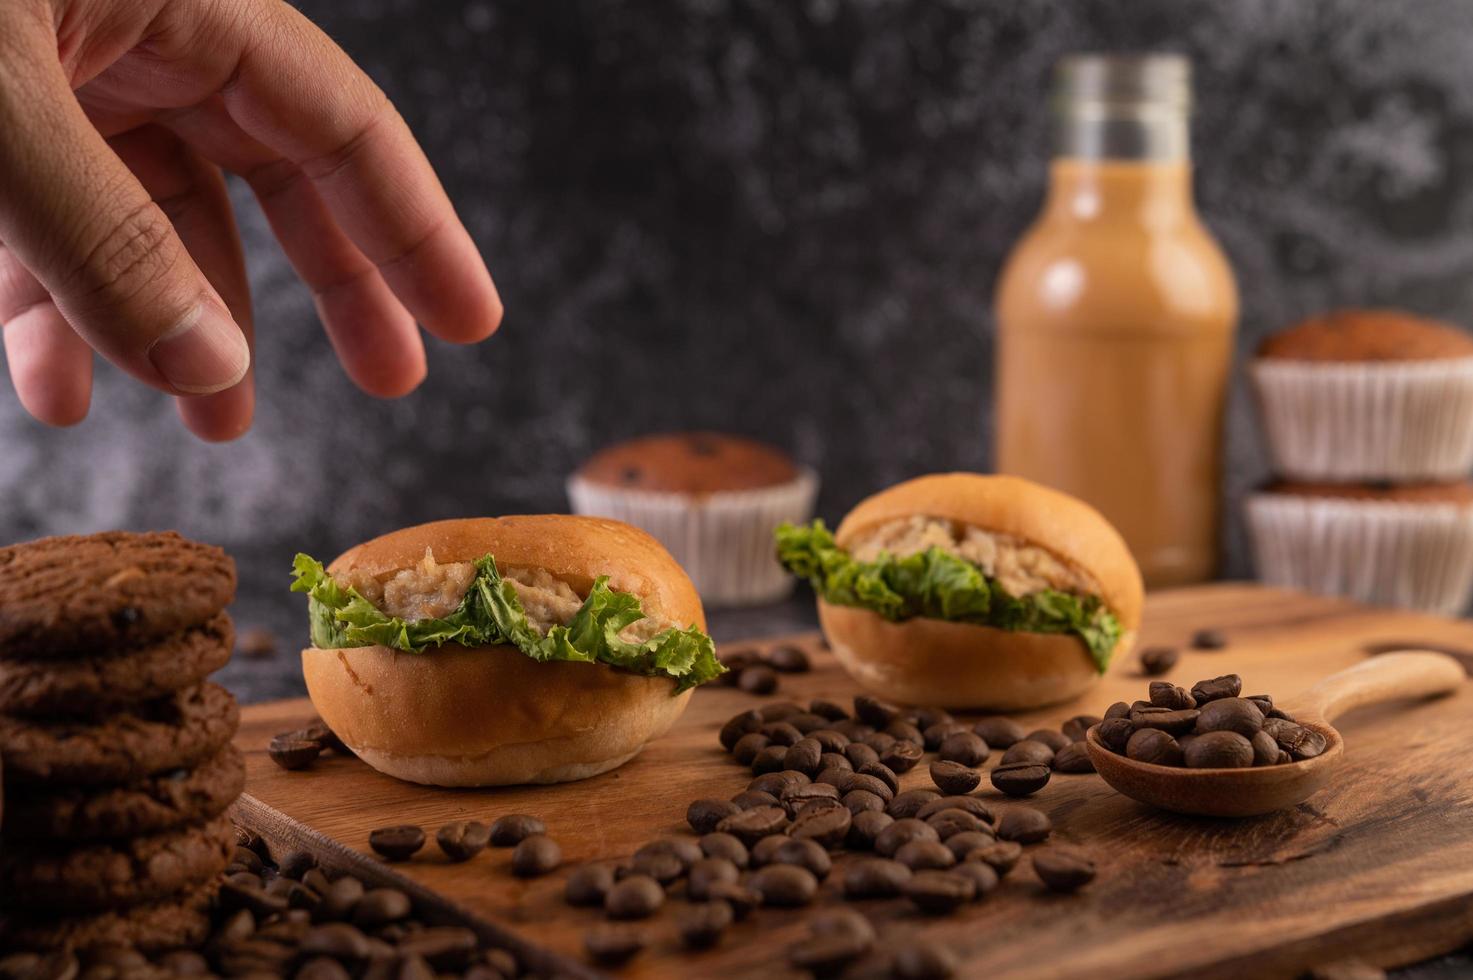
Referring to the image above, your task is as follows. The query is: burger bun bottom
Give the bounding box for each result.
[302,643,691,786]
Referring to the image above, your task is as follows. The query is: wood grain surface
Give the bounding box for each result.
[233,584,1473,979]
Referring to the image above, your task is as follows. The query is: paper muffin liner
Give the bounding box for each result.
[567,468,820,608]
[1250,358,1473,481]
[1245,492,1473,615]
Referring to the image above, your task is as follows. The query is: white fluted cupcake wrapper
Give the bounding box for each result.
[1245,493,1473,615]
[1250,358,1473,481]
[567,469,820,608]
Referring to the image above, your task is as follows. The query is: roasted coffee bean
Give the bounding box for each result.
[1125,728,1183,766]
[1191,673,1242,703]
[1251,729,1281,766]
[605,875,665,919]
[750,834,789,867]
[435,821,490,862]
[1026,730,1072,753]
[740,664,779,694]
[944,830,996,861]
[863,731,898,755]
[788,910,875,973]
[1130,708,1199,735]
[816,766,852,788]
[915,796,994,823]
[925,809,988,840]
[842,789,886,816]
[895,839,956,871]
[637,838,702,871]
[1104,701,1132,720]
[1184,730,1255,769]
[844,742,880,769]
[841,773,895,804]
[905,870,975,914]
[1264,718,1328,760]
[1245,692,1274,713]
[810,727,851,752]
[857,761,900,795]
[1052,742,1096,773]
[353,889,411,927]
[991,763,1051,797]
[716,806,790,844]
[1195,697,1265,738]
[1149,682,1197,710]
[997,807,1052,843]
[887,789,941,819]
[810,698,850,721]
[1061,715,1101,742]
[564,864,616,906]
[489,814,545,846]
[1138,646,1179,677]
[784,738,824,776]
[973,717,1026,748]
[893,944,960,980]
[923,721,970,751]
[699,832,750,868]
[750,864,819,906]
[1000,740,1055,767]
[687,798,741,836]
[629,851,683,884]
[884,719,924,746]
[767,645,811,673]
[156,951,210,976]
[318,876,365,922]
[842,857,912,898]
[297,956,352,980]
[951,858,1001,899]
[933,731,987,767]
[854,695,901,727]
[881,739,925,774]
[732,732,772,766]
[1097,717,1135,754]
[820,753,854,777]
[749,744,788,775]
[677,900,733,950]
[847,810,894,850]
[772,837,832,879]
[686,857,740,900]
[929,760,982,795]
[399,927,479,970]
[1033,847,1097,892]
[749,769,809,797]
[298,922,373,960]
[698,883,757,923]
[761,700,807,721]
[721,647,762,671]
[1192,628,1228,650]
[875,817,939,857]
[268,736,322,771]
[730,789,781,810]
[832,719,875,741]
[968,839,1024,876]
[787,713,832,735]
[791,803,852,849]
[511,835,561,877]
[763,723,804,749]
[368,825,425,862]
[720,709,763,750]
[584,924,646,965]
[782,782,841,815]
[300,867,332,896]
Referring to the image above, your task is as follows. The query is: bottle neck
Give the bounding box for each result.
[1042,158,1197,227]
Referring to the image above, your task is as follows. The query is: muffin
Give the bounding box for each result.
[1246,480,1473,615]
[1251,309,1473,481]
[567,433,818,606]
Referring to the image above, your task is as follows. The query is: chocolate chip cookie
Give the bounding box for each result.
[3,746,245,840]
[0,881,214,952]
[0,531,235,658]
[0,682,239,784]
[0,613,233,715]
[0,813,234,911]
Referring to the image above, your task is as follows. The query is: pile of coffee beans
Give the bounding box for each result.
[716,642,813,695]
[366,814,560,876]
[1095,674,1328,769]
[269,721,348,772]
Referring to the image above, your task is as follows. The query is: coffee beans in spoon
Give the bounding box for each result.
[1099,673,1314,768]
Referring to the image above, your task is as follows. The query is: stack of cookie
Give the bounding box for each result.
[0,531,244,953]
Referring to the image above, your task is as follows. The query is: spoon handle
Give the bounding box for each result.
[1297,651,1465,723]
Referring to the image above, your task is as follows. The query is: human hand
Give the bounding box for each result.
[0,0,502,440]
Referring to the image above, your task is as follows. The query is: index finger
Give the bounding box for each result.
[211,1,502,345]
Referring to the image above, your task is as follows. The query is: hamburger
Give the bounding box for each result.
[291,516,723,786]
[777,473,1142,710]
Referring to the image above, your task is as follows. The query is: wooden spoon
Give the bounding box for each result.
[1085,651,1466,818]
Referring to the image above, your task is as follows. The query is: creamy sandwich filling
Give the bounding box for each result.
[291,550,723,692]
[776,519,1123,673]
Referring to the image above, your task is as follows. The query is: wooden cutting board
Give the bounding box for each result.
[233,584,1473,979]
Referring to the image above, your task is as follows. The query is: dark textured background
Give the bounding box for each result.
[7,0,1473,705]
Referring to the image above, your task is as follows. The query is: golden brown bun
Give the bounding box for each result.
[1266,479,1473,505]
[328,515,705,631]
[834,473,1143,633]
[307,516,702,786]
[819,602,1112,710]
[576,432,798,494]
[1257,309,1473,361]
[303,644,690,786]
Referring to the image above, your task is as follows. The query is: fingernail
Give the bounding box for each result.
[148,304,251,394]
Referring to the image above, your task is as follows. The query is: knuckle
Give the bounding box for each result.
[69,200,182,308]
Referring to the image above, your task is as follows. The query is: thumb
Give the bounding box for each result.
[0,28,249,394]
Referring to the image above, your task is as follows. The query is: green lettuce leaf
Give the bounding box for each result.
[290,553,724,693]
[775,521,1122,673]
